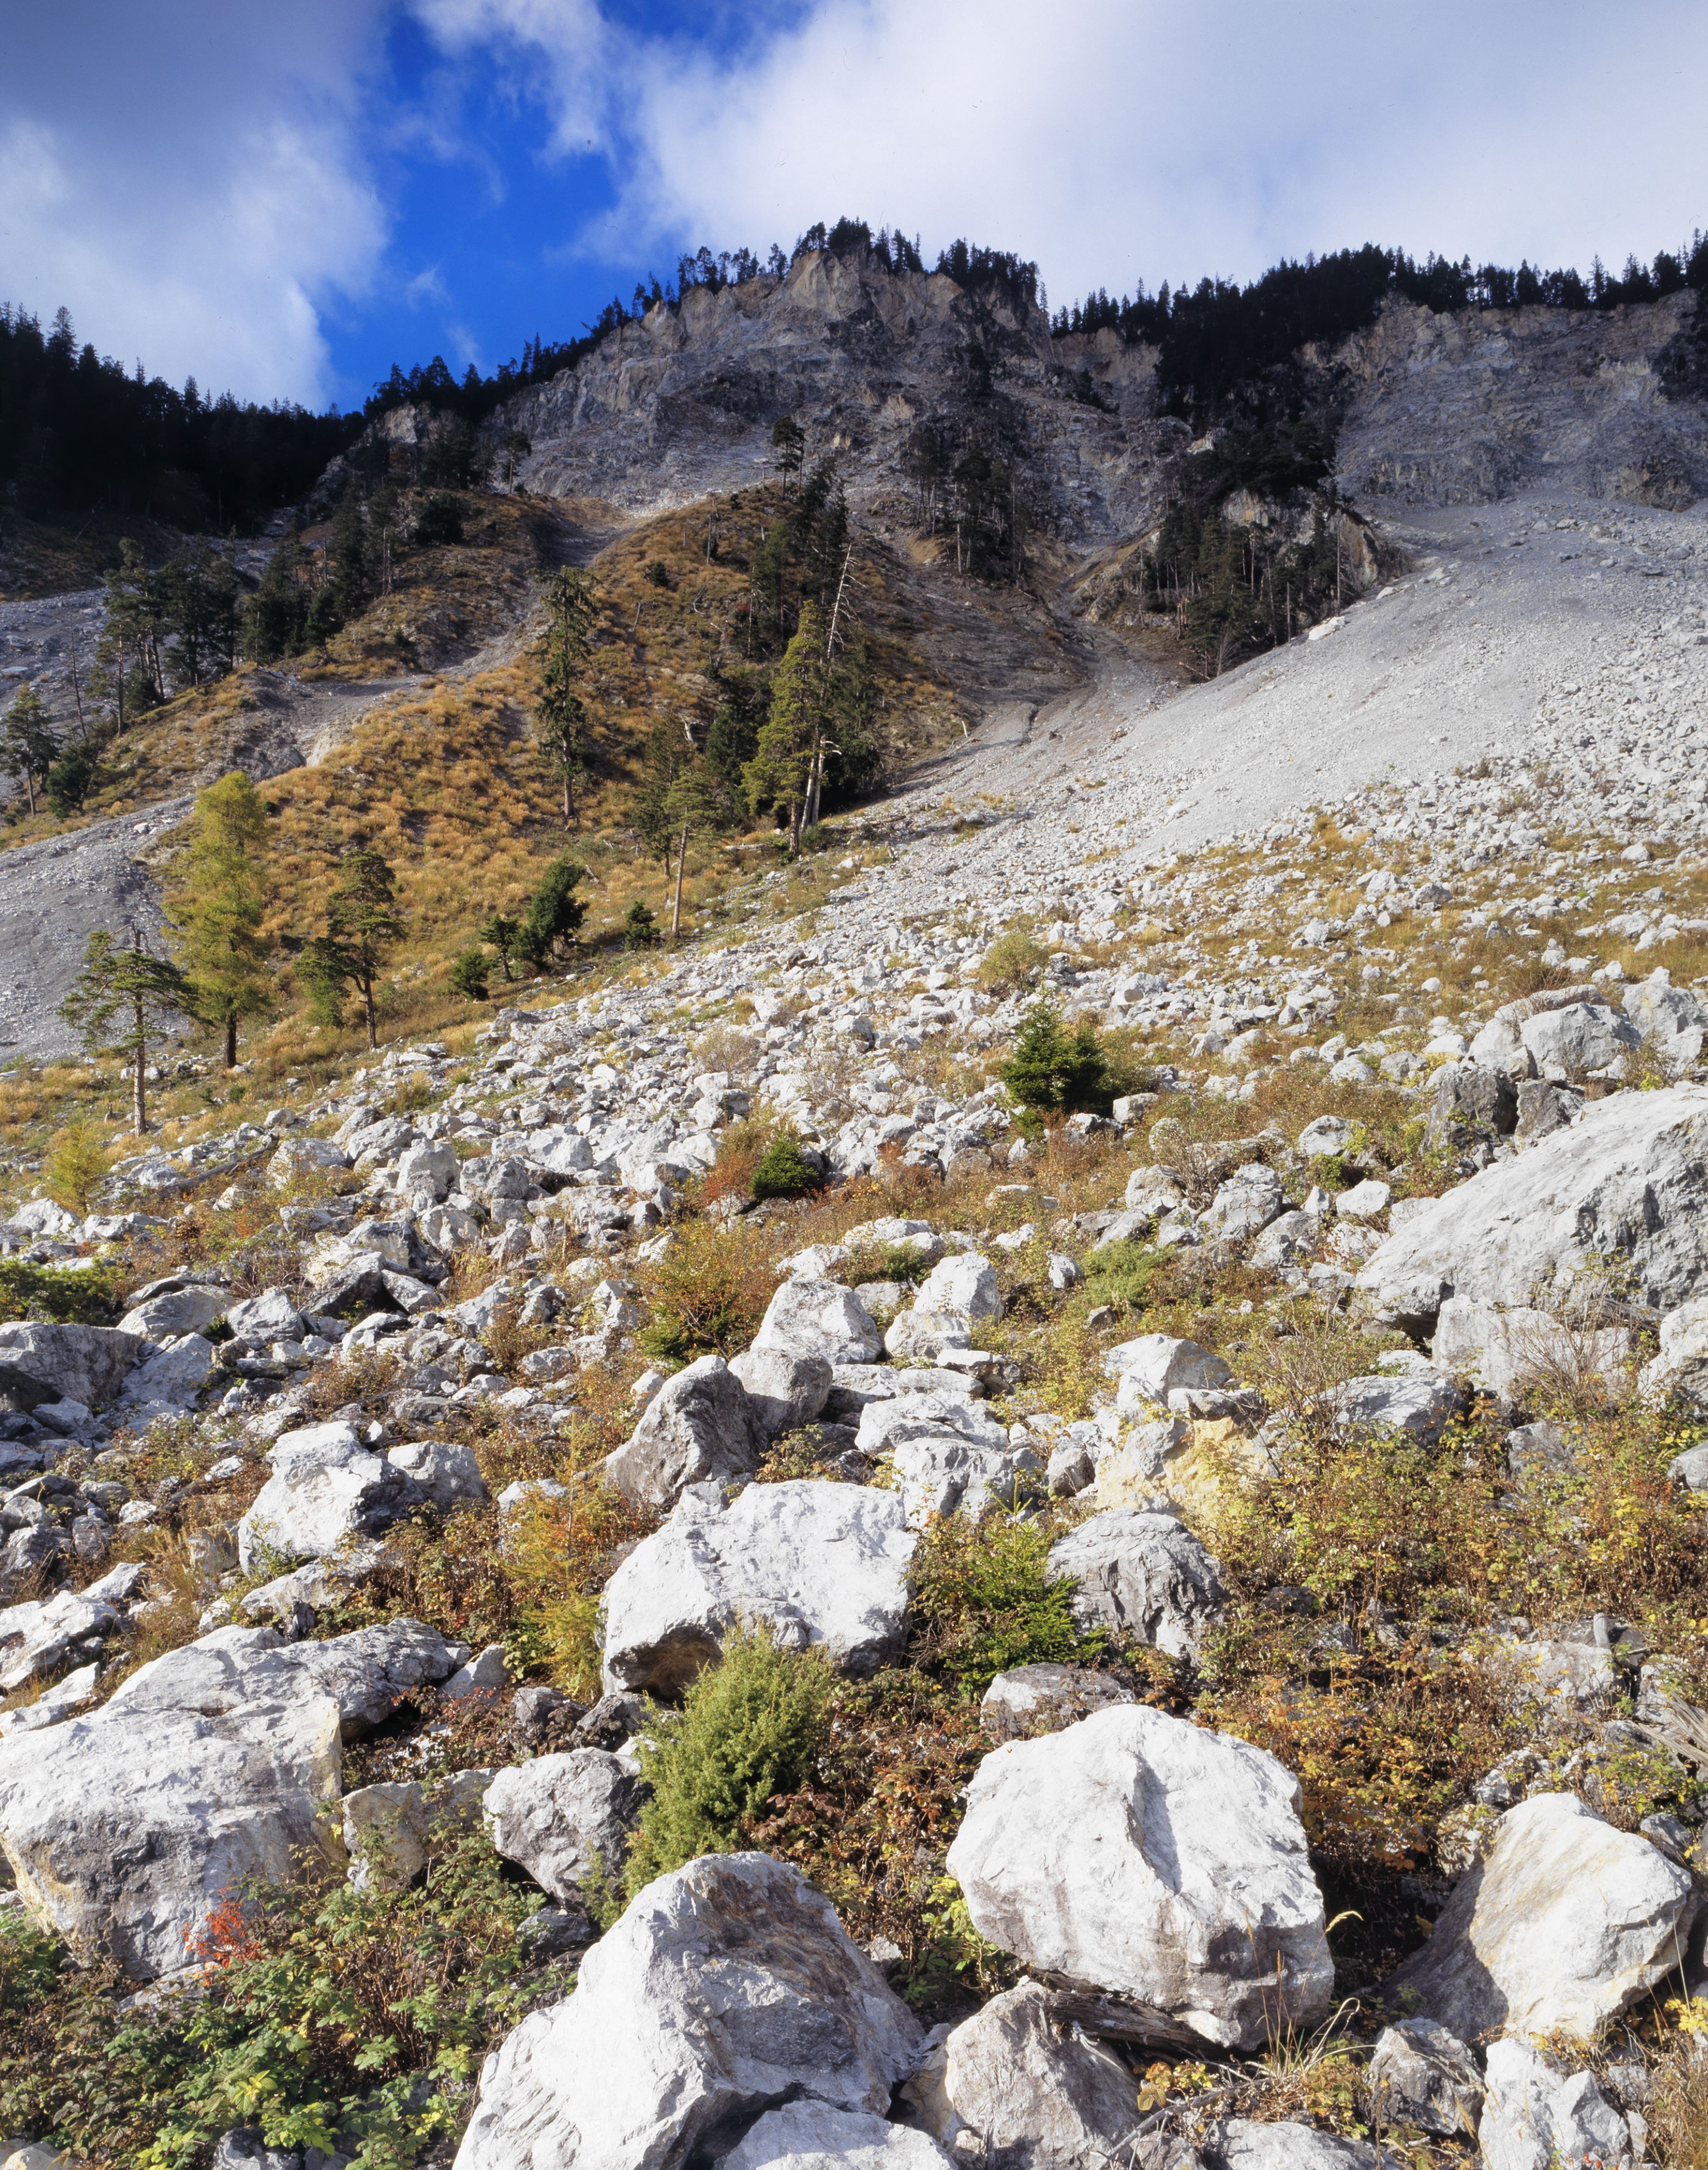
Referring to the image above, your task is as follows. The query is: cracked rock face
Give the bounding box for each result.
[0,1618,461,1976]
[1356,1084,1708,1332]
[1386,1790,1697,2039]
[600,1479,916,1696]
[946,1703,1333,2050]
[453,1852,922,2170]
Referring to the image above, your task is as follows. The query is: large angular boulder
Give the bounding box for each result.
[117,1334,218,1421]
[343,1767,495,1892]
[1518,1003,1639,1077]
[225,1287,307,1344]
[237,1421,424,1568]
[1387,1791,1696,2038]
[945,1705,1332,2050]
[1432,1298,1628,1401]
[0,1322,142,1409]
[601,1480,915,1696]
[1046,1509,1226,1657]
[1426,1061,1518,1150]
[1477,2038,1630,2170]
[1367,2018,1483,2139]
[1625,973,1707,1067]
[482,1750,646,1902]
[728,2105,950,2170]
[453,1854,922,2170]
[1213,2124,1376,2170]
[1356,1086,1708,1335]
[914,1253,1002,1321]
[1201,1165,1285,1243]
[901,1978,1139,2170]
[0,1618,461,1976]
[979,1663,1136,1743]
[386,1438,489,1509]
[1328,1368,1466,1444]
[603,1355,766,1512]
[753,1280,885,1365]
[729,1349,833,1441]
[888,1434,1043,1526]
[117,1284,229,1339]
[1104,1334,1232,1410]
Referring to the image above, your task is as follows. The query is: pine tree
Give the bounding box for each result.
[242,532,311,662]
[310,847,404,1051]
[59,926,193,1134]
[449,948,490,1002]
[326,482,370,622]
[0,681,59,815]
[101,539,166,709]
[519,855,588,969]
[634,715,692,876]
[771,415,805,491]
[744,602,825,851]
[159,539,241,688]
[170,771,273,1066]
[478,911,527,982]
[663,755,736,938]
[533,568,599,826]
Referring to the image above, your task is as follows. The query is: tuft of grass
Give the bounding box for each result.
[977,920,1050,995]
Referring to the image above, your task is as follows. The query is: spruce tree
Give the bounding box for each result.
[0,682,59,815]
[664,755,735,938]
[744,601,825,852]
[478,911,527,982]
[533,568,599,827]
[309,847,404,1050]
[170,771,274,1066]
[59,926,193,1134]
[519,855,588,969]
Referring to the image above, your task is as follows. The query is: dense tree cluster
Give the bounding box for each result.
[1052,236,1708,418]
[0,306,358,527]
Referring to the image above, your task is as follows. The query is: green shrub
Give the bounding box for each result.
[448,947,489,1002]
[0,1258,121,1325]
[623,901,661,949]
[909,1513,1098,1699]
[413,492,464,546]
[977,920,1050,995]
[1082,1239,1173,1315]
[1000,1000,1114,1115]
[749,1134,823,1200]
[625,1626,832,1894]
[43,1116,111,1213]
[637,1217,774,1363]
[0,1833,539,2170]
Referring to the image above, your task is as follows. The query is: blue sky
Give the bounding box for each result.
[5,1,1708,412]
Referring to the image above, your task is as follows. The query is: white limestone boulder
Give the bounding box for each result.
[1356,1086,1708,1335]
[603,1354,766,1512]
[1214,2124,1376,2170]
[237,1421,425,1568]
[1477,2038,1631,2170]
[945,1704,1332,2050]
[1387,1791,1696,2038]
[1103,1334,1232,1410]
[600,1480,916,1696]
[729,1349,833,1441]
[754,1280,886,1365]
[452,1853,922,2170]
[1046,1509,1227,1657]
[727,2105,950,2170]
[386,1438,489,1509]
[117,1284,229,1339]
[342,1766,495,1893]
[901,1978,1139,2170]
[482,1749,645,1903]
[913,1253,1002,1322]
[1367,2018,1483,2139]
[0,1322,142,1408]
[0,1618,461,1976]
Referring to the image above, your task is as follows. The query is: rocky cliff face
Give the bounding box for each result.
[493,250,1180,548]
[1335,293,1708,509]
[492,252,1708,544]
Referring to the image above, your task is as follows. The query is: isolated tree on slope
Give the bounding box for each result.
[59,926,193,1135]
[300,847,404,1051]
[744,601,825,853]
[171,770,274,1066]
[533,568,600,828]
[0,682,59,815]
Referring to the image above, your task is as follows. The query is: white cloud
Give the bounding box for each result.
[0,4,390,405]
[579,0,1708,305]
